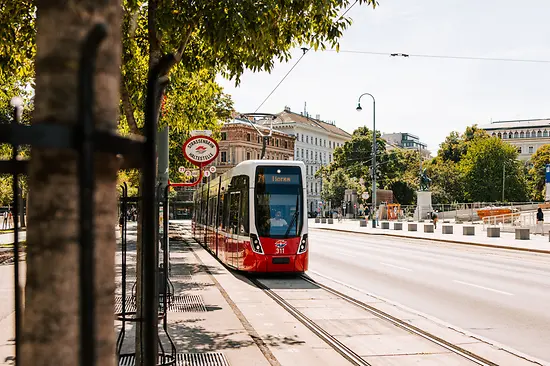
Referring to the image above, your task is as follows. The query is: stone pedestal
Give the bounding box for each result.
[414,191,433,221]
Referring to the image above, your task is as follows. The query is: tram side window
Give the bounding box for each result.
[208,197,214,227]
[218,194,225,229]
[223,192,230,230]
[229,192,240,234]
[240,188,249,235]
[211,197,218,227]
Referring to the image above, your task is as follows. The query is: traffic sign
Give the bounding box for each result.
[190,130,212,137]
[362,192,369,199]
[178,166,185,173]
[204,170,211,177]
[209,166,217,173]
[191,170,199,177]
[182,135,219,167]
[184,170,192,177]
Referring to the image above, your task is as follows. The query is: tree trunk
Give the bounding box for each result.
[21,1,121,365]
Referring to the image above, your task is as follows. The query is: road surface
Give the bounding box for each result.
[309,228,550,362]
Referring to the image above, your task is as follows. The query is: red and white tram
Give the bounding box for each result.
[192,160,308,273]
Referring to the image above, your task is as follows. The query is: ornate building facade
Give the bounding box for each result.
[260,107,352,215]
[213,117,295,176]
[479,119,550,160]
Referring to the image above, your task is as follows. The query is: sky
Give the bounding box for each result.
[216,0,550,156]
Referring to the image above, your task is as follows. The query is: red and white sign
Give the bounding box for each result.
[204,170,211,178]
[182,135,219,167]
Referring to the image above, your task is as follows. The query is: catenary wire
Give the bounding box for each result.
[253,1,359,112]
[324,49,550,64]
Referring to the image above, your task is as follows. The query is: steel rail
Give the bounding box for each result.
[299,274,499,366]
[248,277,372,366]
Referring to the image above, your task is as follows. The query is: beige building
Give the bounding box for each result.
[259,107,352,214]
[478,119,550,160]
[213,118,295,176]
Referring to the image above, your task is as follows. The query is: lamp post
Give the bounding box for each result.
[356,93,376,228]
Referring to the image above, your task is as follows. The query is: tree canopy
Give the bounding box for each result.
[528,144,550,201]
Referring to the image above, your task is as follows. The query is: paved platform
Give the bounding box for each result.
[311,219,550,254]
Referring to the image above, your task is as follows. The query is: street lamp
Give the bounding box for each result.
[356,93,376,228]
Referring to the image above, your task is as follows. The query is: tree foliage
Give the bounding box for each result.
[330,126,386,179]
[460,137,527,202]
[527,144,550,201]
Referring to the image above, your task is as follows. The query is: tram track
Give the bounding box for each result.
[249,274,500,366]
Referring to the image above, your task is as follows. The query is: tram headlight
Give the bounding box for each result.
[250,234,264,254]
[297,234,308,254]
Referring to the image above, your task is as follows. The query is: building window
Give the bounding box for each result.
[284,141,288,149]
[514,132,518,138]
[296,133,299,140]
[247,133,251,141]
[497,133,502,138]
[538,131,542,137]
[526,131,530,138]
[502,133,507,139]
[520,131,524,138]
[301,135,304,142]
[306,136,309,144]
[315,137,318,145]
[306,150,309,159]
[276,139,279,147]
[246,152,251,160]
[301,149,304,158]
[518,147,522,154]
[544,131,549,137]
[221,151,227,162]
[529,146,534,154]
[509,133,513,139]
[221,132,227,140]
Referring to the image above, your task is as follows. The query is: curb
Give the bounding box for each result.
[312,226,550,255]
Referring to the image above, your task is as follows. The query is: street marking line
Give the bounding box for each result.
[453,280,513,296]
[380,262,413,272]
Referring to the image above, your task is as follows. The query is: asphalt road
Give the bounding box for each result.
[308,228,550,363]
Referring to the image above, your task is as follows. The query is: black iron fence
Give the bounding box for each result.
[0,23,173,366]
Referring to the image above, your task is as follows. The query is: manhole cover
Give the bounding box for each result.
[170,295,207,312]
[118,352,228,366]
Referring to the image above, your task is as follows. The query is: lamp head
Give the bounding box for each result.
[356,103,362,112]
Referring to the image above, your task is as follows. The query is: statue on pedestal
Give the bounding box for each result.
[420,168,432,191]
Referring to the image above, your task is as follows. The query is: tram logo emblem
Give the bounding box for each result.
[275,240,287,248]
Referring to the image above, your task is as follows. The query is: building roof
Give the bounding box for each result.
[273,110,352,139]
[224,118,293,138]
[478,118,550,130]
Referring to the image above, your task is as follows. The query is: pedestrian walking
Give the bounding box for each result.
[536,207,544,235]
[431,210,439,229]
[2,211,7,230]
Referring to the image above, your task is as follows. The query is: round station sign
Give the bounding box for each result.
[182,135,219,167]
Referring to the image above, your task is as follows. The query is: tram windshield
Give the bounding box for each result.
[255,166,303,238]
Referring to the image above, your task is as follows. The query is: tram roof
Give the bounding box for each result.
[229,159,305,176]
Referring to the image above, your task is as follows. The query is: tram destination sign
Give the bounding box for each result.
[260,173,300,185]
[182,135,219,167]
